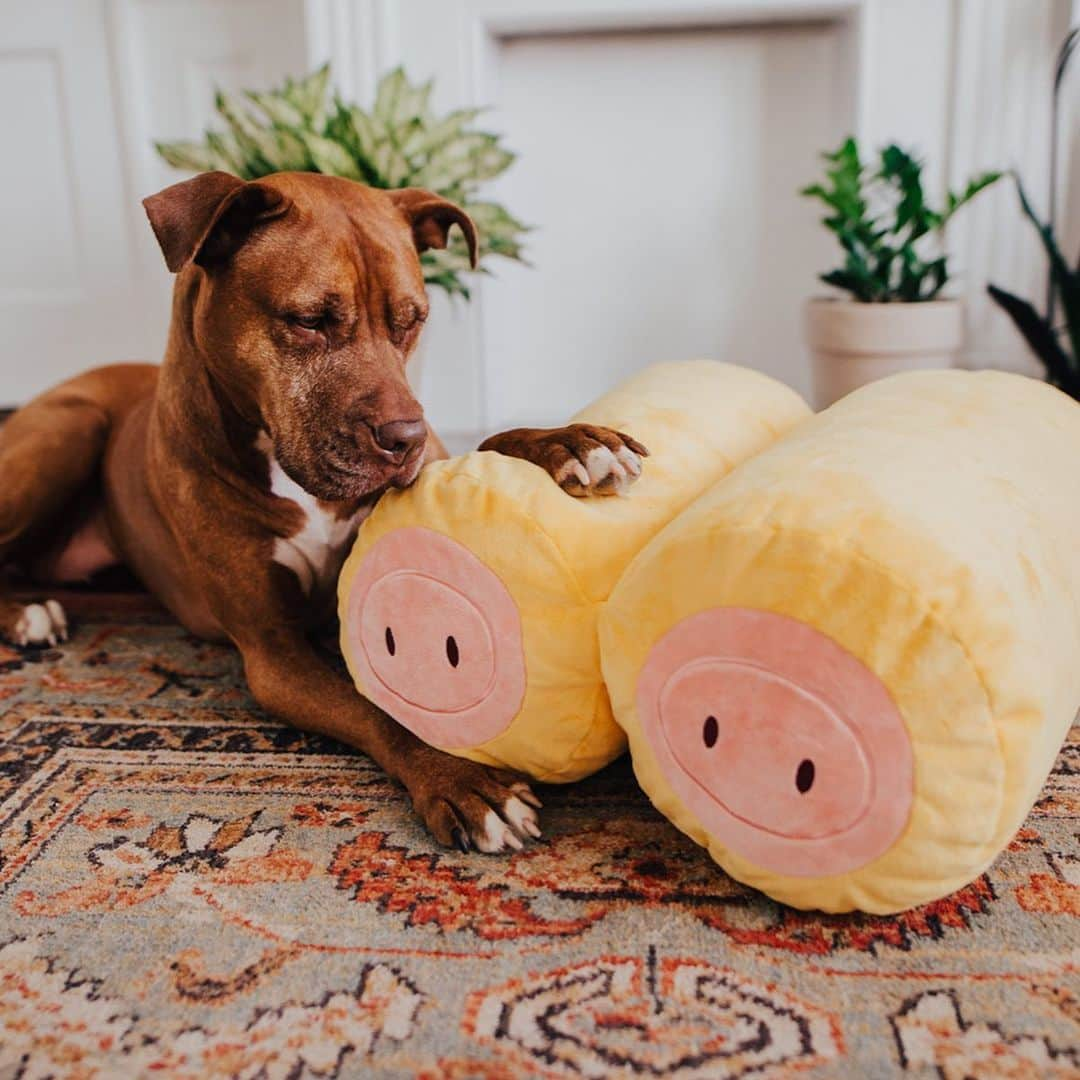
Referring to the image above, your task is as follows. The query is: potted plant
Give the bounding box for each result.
[801,138,1000,407]
[156,66,529,386]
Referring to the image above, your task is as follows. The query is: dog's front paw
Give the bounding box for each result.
[407,753,542,854]
[3,600,69,648]
[551,423,649,496]
[483,423,648,497]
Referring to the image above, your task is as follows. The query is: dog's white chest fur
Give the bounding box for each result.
[256,433,371,596]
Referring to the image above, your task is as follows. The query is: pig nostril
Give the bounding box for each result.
[796,759,815,793]
[702,715,718,748]
[446,635,459,668]
[385,626,396,656]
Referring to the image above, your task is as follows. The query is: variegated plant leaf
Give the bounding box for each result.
[374,67,433,132]
[373,67,408,127]
[245,89,306,129]
[421,256,473,299]
[468,143,516,184]
[382,140,414,187]
[461,205,528,261]
[465,201,530,236]
[415,132,501,191]
[154,140,222,173]
[216,92,259,139]
[284,64,331,126]
[411,108,485,159]
[324,103,377,182]
[297,132,364,180]
[398,116,432,159]
[422,245,476,276]
[268,128,314,172]
[370,136,417,188]
[205,131,249,177]
[215,92,277,173]
[349,105,382,164]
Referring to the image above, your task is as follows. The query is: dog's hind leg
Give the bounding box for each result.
[0,365,153,646]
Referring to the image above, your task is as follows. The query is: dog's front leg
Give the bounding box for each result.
[238,628,541,852]
[480,423,648,496]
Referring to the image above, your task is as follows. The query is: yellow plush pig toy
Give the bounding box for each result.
[601,369,1080,914]
[338,360,810,782]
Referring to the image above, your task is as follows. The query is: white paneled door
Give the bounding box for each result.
[1,2,150,402]
[0,0,309,406]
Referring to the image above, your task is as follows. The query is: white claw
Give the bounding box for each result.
[503,796,542,841]
[514,785,543,810]
[474,809,528,853]
[473,811,504,853]
[615,445,643,477]
[556,459,590,491]
[44,600,68,642]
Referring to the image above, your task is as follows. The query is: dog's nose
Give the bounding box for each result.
[372,419,427,460]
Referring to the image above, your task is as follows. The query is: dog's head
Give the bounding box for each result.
[143,171,476,501]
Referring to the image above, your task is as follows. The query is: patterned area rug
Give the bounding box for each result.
[0,593,1077,1078]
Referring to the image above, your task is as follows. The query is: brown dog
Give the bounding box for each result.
[0,171,645,852]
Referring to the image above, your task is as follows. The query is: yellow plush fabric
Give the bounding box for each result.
[601,370,1080,913]
[339,360,810,782]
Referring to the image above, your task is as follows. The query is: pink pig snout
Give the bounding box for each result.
[344,528,526,750]
[637,607,914,877]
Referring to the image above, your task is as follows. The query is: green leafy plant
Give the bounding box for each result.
[987,174,1080,399]
[155,65,528,298]
[801,137,1000,302]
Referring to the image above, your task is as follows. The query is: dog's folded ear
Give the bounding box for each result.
[389,188,478,269]
[142,172,292,273]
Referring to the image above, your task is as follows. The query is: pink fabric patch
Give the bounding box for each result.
[344,528,526,750]
[637,608,913,877]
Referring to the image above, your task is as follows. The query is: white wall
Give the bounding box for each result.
[0,0,1075,444]
[478,22,851,423]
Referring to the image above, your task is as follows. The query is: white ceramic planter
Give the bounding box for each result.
[804,298,964,409]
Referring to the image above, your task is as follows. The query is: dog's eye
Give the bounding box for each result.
[287,313,327,333]
[388,301,427,344]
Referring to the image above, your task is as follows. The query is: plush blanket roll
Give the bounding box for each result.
[338,360,810,782]
[601,370,1080,913]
